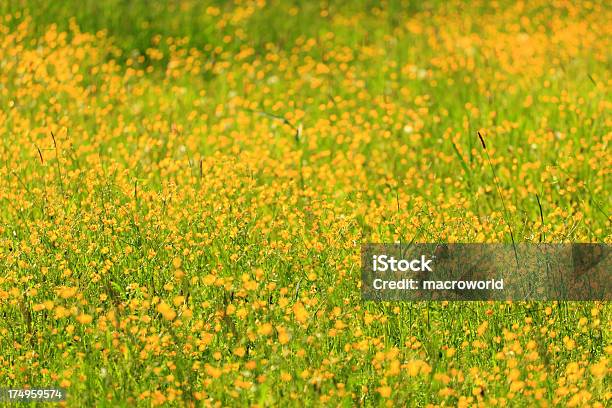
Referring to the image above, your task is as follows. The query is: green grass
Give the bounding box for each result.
[0,0,610,406]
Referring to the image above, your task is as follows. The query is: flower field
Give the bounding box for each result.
[0,0,610,406]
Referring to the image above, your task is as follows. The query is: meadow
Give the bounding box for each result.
[0,0,610,406]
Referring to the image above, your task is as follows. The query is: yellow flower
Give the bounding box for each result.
[172,257,182,269]
[156,302,176,321]
[205,364,222,379]
[257,322,273,336]
[292,302,308,324]
[589,359,608,378]
[377,386,392,398]
[278,329,290,345]
[76,314,93,324]
[58,286,78,299]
